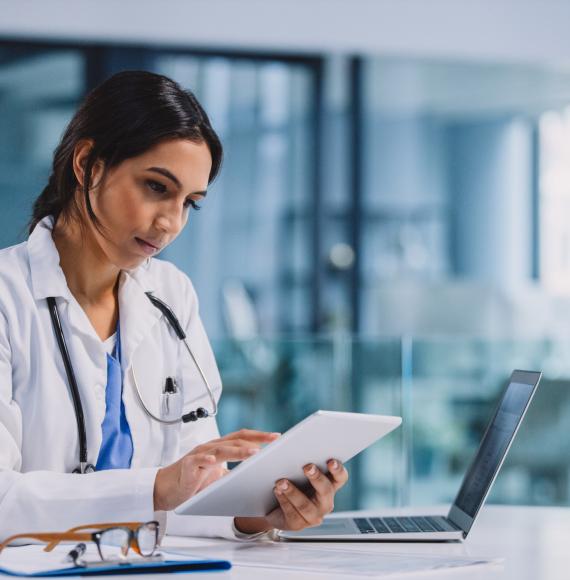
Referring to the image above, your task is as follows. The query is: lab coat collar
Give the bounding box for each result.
[28,216,163,366]
[27,216,74,301]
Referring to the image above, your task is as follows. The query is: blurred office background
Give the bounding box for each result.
[2,0,570,510]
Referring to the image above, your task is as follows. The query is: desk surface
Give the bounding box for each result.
[162,505,570,579]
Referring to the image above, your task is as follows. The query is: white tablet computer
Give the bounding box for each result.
[175,410,402,517]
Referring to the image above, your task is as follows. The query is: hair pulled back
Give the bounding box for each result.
[30,70,222,233]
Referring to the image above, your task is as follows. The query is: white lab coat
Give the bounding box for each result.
[0,216,239,541]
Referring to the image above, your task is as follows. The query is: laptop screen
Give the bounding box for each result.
[452,372,539,520]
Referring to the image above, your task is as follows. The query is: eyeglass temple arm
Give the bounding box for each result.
[0,532,92,554]
[57,522,144,534]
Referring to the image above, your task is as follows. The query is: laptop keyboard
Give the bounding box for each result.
[353,515,459,534]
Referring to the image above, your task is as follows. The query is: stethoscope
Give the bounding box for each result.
[46,292,218,474]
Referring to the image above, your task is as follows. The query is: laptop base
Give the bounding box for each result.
[279,515,464,542]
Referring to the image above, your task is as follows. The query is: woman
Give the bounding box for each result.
[0,71,347,542]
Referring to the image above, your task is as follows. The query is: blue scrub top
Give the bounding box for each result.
[95,324,134,470]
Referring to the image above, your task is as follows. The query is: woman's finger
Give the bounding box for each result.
[222,429,281,443]
[196,466,229,493]
[327,459,349,490]
[184,453,217,469]
[191,432,279,458]
[303,464,335,511]
[204,445,260,462]
[275,480,322,525]
[200,438,266,453]
[274,486,310,530]
[178,454,217,495]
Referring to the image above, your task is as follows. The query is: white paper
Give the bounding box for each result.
[0,544,206,575]
[0,544,93,574]
[168,542,502,577]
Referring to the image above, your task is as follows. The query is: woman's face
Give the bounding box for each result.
[85,138,212,270]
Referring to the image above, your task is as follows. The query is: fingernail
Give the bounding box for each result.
[306,464,317,476]
[330,460,339,470]
[248,448,259,455]
[278,480,289,491]
[271,432,281,438]
[275,487,283,496]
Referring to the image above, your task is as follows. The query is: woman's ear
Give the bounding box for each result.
[72,139,104,191]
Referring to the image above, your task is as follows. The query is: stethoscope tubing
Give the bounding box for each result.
[129,335,218,426]
[47,297,91,472]
[181,338,219,417]
[47,292,217,473]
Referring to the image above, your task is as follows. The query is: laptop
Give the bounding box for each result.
[280,369,542,542]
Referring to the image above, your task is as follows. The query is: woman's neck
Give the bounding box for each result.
[52,217,119,306]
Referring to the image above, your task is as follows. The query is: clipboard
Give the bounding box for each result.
[0,546,231,577]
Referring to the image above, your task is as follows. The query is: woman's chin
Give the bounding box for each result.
[111,253,149,272]
[127,257,149,270]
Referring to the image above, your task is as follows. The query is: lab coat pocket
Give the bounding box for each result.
[123,336,170,467]
[159,377,183,465]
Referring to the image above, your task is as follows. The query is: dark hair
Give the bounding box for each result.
[29,70,223,233]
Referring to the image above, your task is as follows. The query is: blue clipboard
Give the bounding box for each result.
[0,557,232,577]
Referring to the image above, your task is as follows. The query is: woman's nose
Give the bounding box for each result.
[155,207,184,234]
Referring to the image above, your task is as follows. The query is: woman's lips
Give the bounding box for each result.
[135,237,160,256]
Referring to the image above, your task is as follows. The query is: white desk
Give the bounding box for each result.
[161,506,570,579]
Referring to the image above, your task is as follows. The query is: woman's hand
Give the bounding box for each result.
[234,459,348,535]
[153,429,279,511]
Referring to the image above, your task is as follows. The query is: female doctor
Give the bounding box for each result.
[0,71,348,542]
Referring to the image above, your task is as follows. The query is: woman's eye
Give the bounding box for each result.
[184,198,202,211]
[146,179,167,194]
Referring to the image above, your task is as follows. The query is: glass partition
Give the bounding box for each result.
[155,55,318,338]
[213,336,570,511]
[0,48,84,246]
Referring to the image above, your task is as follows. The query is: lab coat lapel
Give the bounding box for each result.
[117,269,162,372]
[118,267,167,467]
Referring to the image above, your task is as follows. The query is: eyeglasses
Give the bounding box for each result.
[0,521,159,564]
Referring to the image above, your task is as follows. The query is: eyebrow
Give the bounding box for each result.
[146,167,207,197]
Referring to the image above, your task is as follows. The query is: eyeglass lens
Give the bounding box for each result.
[97,528,130,560]
[97,523,158,560]
[136,522,158,557]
